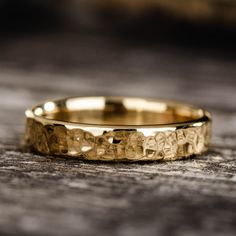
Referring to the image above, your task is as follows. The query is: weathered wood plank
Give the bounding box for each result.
[0,33,236,236]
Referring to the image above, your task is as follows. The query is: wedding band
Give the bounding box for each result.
[24,97,212,161]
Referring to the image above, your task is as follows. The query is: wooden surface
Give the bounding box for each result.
[0,32,236,236]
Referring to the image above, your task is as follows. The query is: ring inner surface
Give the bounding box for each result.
[36,97,203,125]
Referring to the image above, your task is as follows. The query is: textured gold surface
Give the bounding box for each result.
[24,97,211,161]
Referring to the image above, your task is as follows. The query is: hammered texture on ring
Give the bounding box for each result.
[24,97,212,161]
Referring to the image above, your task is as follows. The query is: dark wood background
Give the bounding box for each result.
[0,4,236,234]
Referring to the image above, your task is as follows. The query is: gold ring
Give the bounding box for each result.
[24,97,212,161]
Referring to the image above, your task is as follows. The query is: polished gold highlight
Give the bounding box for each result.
[24,97,211,161]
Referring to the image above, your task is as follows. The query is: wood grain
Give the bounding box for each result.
[0,33,236,236]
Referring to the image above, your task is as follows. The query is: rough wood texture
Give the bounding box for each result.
[0,33,236,236]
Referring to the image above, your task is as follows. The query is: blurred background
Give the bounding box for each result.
[0,0,236,143]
